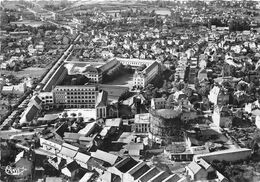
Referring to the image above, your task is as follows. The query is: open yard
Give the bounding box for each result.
[1,67,47,79]
[104,73,134,87]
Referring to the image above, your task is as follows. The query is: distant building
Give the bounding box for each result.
[151,98,166,110]
[133,61,159,88]
[52,85,108,118]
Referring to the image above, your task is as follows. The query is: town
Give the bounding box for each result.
[1,0,260,182]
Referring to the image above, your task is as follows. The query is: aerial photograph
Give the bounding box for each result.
[0,0,260,181]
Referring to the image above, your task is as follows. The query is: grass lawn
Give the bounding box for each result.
[1,67,47,79]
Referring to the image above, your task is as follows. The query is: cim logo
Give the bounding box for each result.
[5,165,27,176]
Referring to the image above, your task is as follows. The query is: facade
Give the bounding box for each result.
[151,98,166,110]
[53,85,98,109]
[39,92,54,110]
[133,61,159,88]
[39,138,62,155]
[149,109,182,143]
[133,113,150,133]
[208,86,229,106]
[212,105,232,128]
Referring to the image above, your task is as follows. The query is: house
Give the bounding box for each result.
[185,158,228,182]
[78,122,97,137]
[74,152,91,169]
[151,98,166,110]
[208,86,229,106]
[48,156,66,170]
[57,143,79,162]
[126,143,144,156]
[61,161,80,178]
[212,105,232,128]
[39,138,62,155]
[185,159,215,181]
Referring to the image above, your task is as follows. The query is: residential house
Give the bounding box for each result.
[74,152,91,169]
[39,138,62,155]
[208,86,229,106]
[57,143,79,162]
[185,158,228,181]
[151,98,166,110]
[126,143,144,156]
[212,105,232,128]
[61,161,80,178]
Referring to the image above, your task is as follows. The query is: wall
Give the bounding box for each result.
[194,149,252,162]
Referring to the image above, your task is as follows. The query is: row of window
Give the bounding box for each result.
[67,96,95,99]
[67,100,95,103]
[55,88,96,91]
[66,92,96,95]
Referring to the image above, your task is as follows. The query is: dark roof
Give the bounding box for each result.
[130,163,150,180]
[139,167,160,182]
[66,161,80,172]
[25,105,39,122]
[96,90,108,107]
[115,157,138,173]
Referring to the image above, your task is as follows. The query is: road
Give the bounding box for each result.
[0,2,81,130]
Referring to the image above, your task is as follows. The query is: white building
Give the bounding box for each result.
[53,85,108,118]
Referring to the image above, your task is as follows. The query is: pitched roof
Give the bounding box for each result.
[96,90,108,107]
[65,161,80,172]
[186,161,202,175]
[114,157,138,173]
[127,161,150,180]
[162,174,181,182]
[149,171,169,182]
[138,167,160,182]
[105,118,122,127]
[91,150,118,165]
[74,152,91,164]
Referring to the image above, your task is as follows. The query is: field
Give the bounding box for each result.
[1,67,47,79]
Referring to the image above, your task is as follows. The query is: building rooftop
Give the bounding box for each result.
[74,152,91,164]
[134,113,150,124]
[91,149,119,166]
[105,118,122,127]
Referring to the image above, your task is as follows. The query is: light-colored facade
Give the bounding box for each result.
[133,61,159,88]
[53,85,107,118]
[134,113,150,133]
[151,98,166,110]
[53,85,98,109]
[39,92,54,106]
